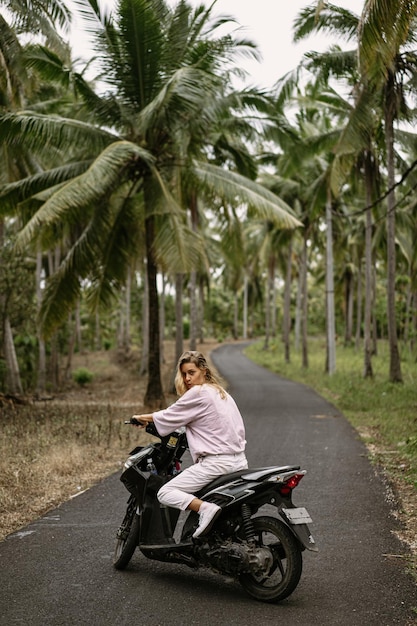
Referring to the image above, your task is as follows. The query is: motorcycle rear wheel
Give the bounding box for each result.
[238,516,302,603]
[113,507,140,570]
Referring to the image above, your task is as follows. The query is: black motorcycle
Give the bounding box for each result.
[113,420,317,603]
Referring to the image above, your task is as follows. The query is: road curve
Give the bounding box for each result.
[0,342,415,625]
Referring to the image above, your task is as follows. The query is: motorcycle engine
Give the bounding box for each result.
[197,540,274,577]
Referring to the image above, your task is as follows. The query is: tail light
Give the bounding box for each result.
[279,472,305,496]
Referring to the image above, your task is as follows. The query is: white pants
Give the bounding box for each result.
[157,452,248,510]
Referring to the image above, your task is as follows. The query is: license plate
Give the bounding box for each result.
[282,507,313,524]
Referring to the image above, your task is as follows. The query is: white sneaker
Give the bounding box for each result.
[193,502,221,538]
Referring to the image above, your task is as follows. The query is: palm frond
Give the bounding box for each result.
[0,111,118,156]
[16,141,155,248]
[194,161,302,229]
[72,0,114,32]
[358,0,417,83]
[155,213,207,274]
[138,65,220,138]
[39,190,143,334]
[0,161,92,215]
[6,0,72,45]
[24,44,72,88]
[330,152,357,196]
[334,85,380,155]
[303,47,359,83]
[39,257,84,336]
[293,3,360,43]
[106,0,168,107]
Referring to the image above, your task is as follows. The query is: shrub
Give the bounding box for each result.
[72,367,94,386]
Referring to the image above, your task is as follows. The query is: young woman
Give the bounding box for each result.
[132,350,248,538]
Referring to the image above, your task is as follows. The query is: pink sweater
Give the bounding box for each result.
[153,384,246,463]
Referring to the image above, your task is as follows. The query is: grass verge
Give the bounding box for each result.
[245,337,417,580]
[0,403,154,540]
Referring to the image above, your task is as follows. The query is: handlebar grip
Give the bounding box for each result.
[124,418,140,425]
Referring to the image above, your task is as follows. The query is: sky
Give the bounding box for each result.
[184,0,366,89]
[70,0,366,89]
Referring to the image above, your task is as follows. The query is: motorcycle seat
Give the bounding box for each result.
[196,465,301,497]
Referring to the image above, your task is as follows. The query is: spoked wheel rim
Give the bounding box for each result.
[113,500,140,570]
[238,516,303,603]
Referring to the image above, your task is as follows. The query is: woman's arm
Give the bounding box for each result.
[132,413,154,426]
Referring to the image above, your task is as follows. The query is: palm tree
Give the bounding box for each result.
[0,0,300,405]
[356,0,417,381]
[0,0,71,393]
[292,1,405,380]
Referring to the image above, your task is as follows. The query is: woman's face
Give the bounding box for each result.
[181,362,206,390]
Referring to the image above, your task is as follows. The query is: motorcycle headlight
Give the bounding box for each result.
[124,446,153,469]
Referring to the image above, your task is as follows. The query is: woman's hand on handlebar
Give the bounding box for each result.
[125,417,142,426]
[130,413,154,427]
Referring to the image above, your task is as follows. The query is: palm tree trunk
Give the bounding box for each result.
[189,193,199,351]
[139,266,149,377]
[325,190,336,374]
[263,261,274,350]
[198,282,204,344]
[344,266,354,345]
[144,210,165,408]
[243,274,248,340]
[233,294,239,339]
[3,316,23,394]
[49,333,60,390]
[95,311,101,351]
[355,257,363,351]
[170,273,184,393]
[372,265,378,356]
[35,248,46,393]
[403,268,412,345]
[271,275,277,338]
[0,219,23,394]
[47,248,60,388]
[189,270,198,350]
[174,274,184,361]
[384,76,402,383]
[283,239,293,363]
[159,273,166,364]
[65,312,76,381]
[411,291,417,353]
[363,152,374,377]
[75,300,82,353]
[300,233,309,369]
[125,265,132,350]
[294,267,301,353]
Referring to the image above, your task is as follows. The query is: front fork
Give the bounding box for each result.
[116,496,137,541]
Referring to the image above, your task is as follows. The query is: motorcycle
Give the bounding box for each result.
[113,420,317,603]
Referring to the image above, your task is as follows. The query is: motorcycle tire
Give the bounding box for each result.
[113,510,140,570]
[238,515,302,603]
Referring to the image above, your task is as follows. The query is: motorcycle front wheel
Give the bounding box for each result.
[113,501,140,570]
[238,515,302,603]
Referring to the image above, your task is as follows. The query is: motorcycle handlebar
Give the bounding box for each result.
[124,419,160,438]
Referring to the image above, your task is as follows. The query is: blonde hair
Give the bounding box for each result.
[174,351,226,399]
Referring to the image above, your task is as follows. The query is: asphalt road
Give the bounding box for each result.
[0,343,416,626]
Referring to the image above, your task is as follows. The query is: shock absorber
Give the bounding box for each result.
[241,504,256,543]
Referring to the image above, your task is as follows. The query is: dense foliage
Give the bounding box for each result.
[1,0,417,399]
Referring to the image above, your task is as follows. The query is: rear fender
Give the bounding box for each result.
[279,507,318,552]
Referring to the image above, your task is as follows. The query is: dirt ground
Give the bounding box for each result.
[59,339,226,407]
